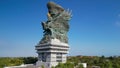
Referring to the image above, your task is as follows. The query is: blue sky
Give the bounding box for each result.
[0,0,120,57]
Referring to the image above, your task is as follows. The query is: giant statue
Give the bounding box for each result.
[40,2,72,44]
[36,2,72,68]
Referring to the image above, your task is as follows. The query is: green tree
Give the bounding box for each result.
[51,66,55,68]
[107,61,112,68]
[78,64,84,68]
[55,62,74,68]
[22,57,37,64]
[0,57,23,68]
[41,65,44,68]
[55,63,64,68]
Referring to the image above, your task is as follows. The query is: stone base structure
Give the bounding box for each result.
[35,1,71,68]
[35,38,69,68]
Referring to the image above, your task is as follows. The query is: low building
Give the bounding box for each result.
[4,64,35,68]
[92,66,100,68]
[78,63,87,68]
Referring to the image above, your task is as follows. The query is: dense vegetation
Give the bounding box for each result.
[55,62,74,68]
[0,57,37,68]
[0,56,120,68]
[67,56,120,68]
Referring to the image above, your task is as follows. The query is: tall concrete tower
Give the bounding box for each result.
[35,1,72,68]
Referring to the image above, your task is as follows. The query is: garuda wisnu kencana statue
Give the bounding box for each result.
[40,2,72,44]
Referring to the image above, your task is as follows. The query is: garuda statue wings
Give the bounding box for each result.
[40,2,72,44]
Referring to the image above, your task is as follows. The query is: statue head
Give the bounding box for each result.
[47,2,64,17]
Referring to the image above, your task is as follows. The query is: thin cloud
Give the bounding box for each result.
[0,40,7,46]
[118,14,120,17]
[115,22,120,27]
[115,14,120,27]
[0,39,11,46]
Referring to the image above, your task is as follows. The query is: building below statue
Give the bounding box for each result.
[35,1,71,68]
[35,38,69,68]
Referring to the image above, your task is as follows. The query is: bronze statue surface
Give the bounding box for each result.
[40,2,72,44]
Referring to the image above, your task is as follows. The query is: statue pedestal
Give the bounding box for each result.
[35,39,69,68]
